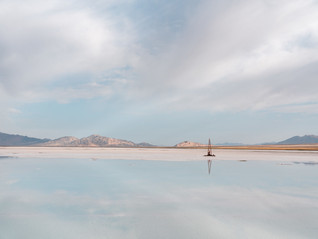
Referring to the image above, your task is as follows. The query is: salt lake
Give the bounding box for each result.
[0,148,318,238]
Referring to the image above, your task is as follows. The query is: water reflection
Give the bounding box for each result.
[294,161,318,166]
[1,156,318,239]
[0,156,14,159]
[207,160,212,174]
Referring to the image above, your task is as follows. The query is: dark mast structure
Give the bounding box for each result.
[205,138,215,157]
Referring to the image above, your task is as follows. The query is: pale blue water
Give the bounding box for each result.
[0,152,318,238]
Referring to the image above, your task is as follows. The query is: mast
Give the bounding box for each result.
[207,138,212,156]
[205,138,215,157]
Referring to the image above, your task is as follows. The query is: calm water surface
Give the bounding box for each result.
[0,150,317,239]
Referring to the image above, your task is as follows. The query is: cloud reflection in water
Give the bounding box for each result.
[0,156,317,239]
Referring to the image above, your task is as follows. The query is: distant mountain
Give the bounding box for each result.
[39,136,79,146]
[0,132,50,146]
[175,141,206,147]
[39,134,146,147]
[215,142,244,146]
[73,135,136,147]
[5,131,318,147]
[276,135,318,145]
[0,132,155,147]
[137,142,155,147]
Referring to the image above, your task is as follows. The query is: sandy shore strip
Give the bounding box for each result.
[214,144,318,151]
[0,146,318,162]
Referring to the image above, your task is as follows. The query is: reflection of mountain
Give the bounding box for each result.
[276,135,318,145]
[0,132,49,146]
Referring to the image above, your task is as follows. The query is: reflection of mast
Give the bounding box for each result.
[205,138,215,157]
[208,160,212,174]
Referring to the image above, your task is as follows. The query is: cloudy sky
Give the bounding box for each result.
[1,0,318,145]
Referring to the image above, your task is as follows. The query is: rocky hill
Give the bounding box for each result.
[0,132,154,147]
[276,135,318,145]
[175,141,206,147]
[74,135,136,147]
[0,132,49,146]
[39,136,79,146]
[39,134,138,147]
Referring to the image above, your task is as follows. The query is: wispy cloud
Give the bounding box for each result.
[131,0,318,113]
[2,0,318,113]
[1,0,318,141]
[0,0,135,100]
[8,108,22,114]
[1,184,317,239]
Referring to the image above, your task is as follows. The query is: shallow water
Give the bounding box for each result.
[0,149,318,239]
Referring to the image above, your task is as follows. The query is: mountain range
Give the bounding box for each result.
[38,135,136,147]
[1,132,318,147]
[173,135,318,147]
[0,132,50,146]
[276,135,318,145]
[0,132,153,147]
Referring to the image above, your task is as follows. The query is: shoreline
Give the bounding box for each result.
[1,146,318,162]
[210,144,318,151]
[1,144,318,151]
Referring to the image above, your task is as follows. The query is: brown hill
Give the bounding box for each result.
[39,135,136,147]
[175,141,206,147]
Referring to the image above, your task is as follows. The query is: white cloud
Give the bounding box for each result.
[8,108,22,114]
[0,0,135,101]
[1,0,318,114]
[132,0,318,113]
[1,184,317,239]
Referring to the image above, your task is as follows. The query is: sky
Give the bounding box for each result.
[1,0,318,145]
